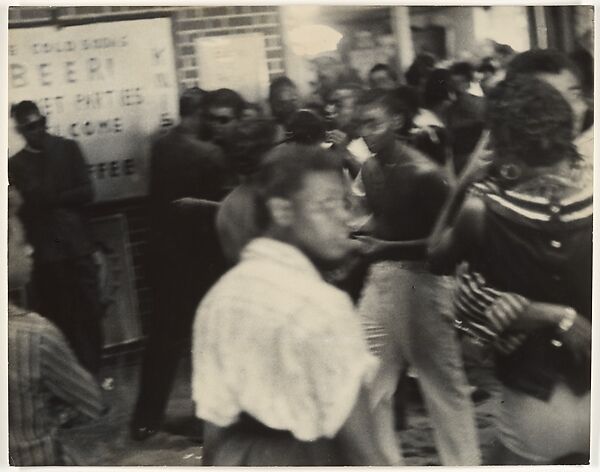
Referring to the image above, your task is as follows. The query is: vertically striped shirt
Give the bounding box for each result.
[8,304,104,466]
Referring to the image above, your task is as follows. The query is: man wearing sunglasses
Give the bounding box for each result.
[205,88,246,189]
[132,87,229,442]
[8,100,105,378]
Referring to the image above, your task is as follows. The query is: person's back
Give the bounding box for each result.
[148,126,227,298]
[150,128,227,231]
[133,90,230,441]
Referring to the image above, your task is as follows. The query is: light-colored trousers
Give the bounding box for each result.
[359,260,481,466]
[498,382,590,463]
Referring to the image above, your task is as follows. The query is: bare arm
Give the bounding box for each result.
[428,194,485,275]
[171,197,221,209]
[461,273,591,361]
[428,130,492,262]
[505,301,591,362]
[353,234,428,259]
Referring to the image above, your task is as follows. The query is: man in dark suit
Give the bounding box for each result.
[9,100,104,376]
[131,88,230,441]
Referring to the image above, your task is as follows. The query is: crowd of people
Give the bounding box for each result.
[7,44,593,466]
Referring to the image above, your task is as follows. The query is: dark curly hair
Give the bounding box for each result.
[228,117,277,174]
[486,75,577,167]
[287,109,326,145]
[505,48,578,81]
[422,68,454,110]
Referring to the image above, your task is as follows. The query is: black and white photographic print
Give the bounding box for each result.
[4,3,595,467]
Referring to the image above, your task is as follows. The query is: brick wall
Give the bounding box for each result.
[8,6,285,90]
[9,6,286,345]
[172,6,285,89]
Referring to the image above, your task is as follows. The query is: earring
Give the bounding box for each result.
[499,162,522,181]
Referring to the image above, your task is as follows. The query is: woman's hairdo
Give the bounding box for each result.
[486,74,576,167]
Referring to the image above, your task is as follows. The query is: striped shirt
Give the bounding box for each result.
[454,264,529,354]
[8,304,104,466]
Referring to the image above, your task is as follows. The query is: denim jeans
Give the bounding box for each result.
[358,260,481,465]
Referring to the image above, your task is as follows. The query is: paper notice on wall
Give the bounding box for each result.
[8,18,179,201]
[195,33,270,103]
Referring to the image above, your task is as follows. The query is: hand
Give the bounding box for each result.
[171,197,201,208]
[459,159,493,191]
[560,315,591,364]
[171,197,220,211]
[353,234,385,257]
[326,129,350,147]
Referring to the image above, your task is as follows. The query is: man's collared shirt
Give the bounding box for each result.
[192,237,377,441]
[8,305,104,466]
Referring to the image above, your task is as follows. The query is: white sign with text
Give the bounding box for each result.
[8,18,179,201]
[195,32,270,103]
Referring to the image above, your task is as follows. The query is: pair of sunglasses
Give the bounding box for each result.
[18,116,46,132]
[208,114,234,125]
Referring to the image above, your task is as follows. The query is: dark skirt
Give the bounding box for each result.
[203,414,349,466]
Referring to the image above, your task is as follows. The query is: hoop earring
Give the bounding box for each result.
[499,162,522,181]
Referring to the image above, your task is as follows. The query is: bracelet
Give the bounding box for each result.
[557,307,577,333]
[551,307,577,348]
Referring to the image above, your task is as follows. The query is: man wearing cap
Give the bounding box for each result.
[9,100,104,377]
